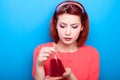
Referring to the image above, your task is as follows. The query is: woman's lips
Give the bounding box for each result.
[64,38,72,41]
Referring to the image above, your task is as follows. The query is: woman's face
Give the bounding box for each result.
[56,13,83,45]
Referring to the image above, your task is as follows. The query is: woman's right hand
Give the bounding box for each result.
[36,47,56,66]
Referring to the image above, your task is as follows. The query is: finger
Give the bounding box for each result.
[37,53,50,63]
[45,76,49,80]
[40,57,48,62]
[42,53,51,57]
[40,48,51,53]
[40,47,56,54]
[63,68,71,78]
[48,47,56,53]
[38,50,53,63]
[45,75,63,80]
[54,76,63,80]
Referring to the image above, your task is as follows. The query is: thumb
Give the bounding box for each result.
[63,68,71,78]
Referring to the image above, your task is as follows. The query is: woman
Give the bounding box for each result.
[32,0,100,80]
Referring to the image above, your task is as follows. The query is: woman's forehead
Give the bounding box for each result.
[57,14,81,23]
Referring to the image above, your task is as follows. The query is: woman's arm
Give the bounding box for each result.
[35,63,45,80]
[33,47,56,80]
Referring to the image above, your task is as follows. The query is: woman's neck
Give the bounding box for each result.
[55,41,78,53]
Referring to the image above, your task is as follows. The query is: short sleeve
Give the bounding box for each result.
[88,48,100,80]
[32,46,40,78]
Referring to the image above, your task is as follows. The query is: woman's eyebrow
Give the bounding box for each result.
[71,23,79,26]
[59,22,67,25]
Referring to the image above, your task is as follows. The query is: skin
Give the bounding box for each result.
[56,13,83,52]
[57,13,83,47]
[35,14,83,80]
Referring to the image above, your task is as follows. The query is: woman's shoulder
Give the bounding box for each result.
[34,42,53,52]
[80,44,97,51]
[80,45,99,56]
[79,45,100,63]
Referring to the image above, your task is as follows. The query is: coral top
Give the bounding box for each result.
[32,42,100,80]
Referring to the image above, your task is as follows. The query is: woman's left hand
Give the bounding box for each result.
[63,68,71,78]
[63,68,78,80]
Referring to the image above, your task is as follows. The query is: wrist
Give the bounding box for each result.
[36,60,44,67]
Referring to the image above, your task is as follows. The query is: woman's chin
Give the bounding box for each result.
[62,41,74,46]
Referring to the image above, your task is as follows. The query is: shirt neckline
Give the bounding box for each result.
[51,42,82,54]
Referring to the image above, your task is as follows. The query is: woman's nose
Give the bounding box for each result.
[65,27,71,36]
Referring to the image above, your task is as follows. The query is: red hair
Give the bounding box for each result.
[50,1,89,47]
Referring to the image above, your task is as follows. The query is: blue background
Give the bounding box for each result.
[0,0,120,80]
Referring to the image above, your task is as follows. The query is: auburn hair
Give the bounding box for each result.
[50,1,89,47]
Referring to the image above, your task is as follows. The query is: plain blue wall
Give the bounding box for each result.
[0,0,120,80]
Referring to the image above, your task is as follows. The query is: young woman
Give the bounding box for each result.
[32,0,100,80]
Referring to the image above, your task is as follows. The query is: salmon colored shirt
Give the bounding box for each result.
[32,42,100,80]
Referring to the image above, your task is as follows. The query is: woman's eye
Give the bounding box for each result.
[72,26,78,29]
[60,25,65,28]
